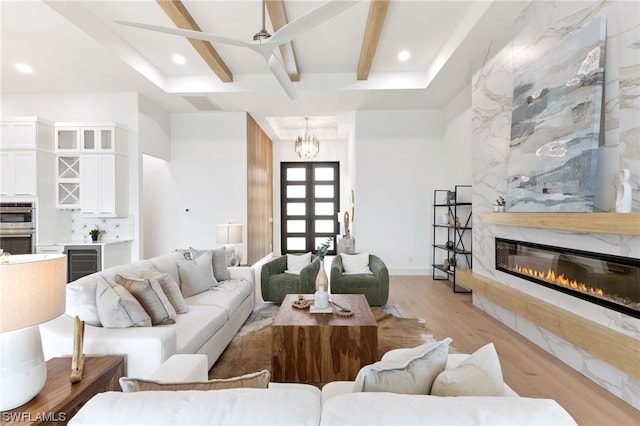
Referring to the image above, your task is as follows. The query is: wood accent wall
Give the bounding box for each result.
[456,269,640,380]
[246,114,273,265]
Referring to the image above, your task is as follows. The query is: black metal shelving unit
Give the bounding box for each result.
[432,185,472,293]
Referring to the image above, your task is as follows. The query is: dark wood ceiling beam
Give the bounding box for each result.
[357,0,390,81]
[156,0,233,82]
[265,0,300,82]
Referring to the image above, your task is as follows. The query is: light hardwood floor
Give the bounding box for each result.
[388,275,639,426]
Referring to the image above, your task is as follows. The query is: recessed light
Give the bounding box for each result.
[16,63,33,73]
[397,50,411,62]
[172,54,186,65]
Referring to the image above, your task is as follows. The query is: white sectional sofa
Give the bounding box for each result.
[68,354,577,425]
[39,251,255,378]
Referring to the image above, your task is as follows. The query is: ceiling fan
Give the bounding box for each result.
[117,0,359,100]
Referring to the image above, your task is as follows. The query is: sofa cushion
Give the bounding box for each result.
[431,342,505,397]
[340,252,373,275]
[150,252,185,287]
[320,393,577,426]
[153,272,190,314]
[177,251,218,298]
[96,276,152,328]
[116,275,177,325]
[353,338,451,394]
[286,252,311,274]
[172,305,227,354]
[66,274,102,326]
[119,370,270,392]
[185,278,252,318]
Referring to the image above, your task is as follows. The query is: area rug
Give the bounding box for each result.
[209,302,436,379]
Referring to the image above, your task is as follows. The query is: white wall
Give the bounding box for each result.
[354,110,447,275]
[142,112,248,258]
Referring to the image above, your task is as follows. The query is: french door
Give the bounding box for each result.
[280,162,339,255]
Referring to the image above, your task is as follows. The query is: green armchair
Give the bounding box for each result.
[330,254,389,306]
[261,255,321,304]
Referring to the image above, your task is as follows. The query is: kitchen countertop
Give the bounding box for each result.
[40,239,133,247]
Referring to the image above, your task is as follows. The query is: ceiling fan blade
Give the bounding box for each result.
[268,0,359,46]
[268,54,297,100]
[116,20,251,49]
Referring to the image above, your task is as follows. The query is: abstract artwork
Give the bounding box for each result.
[507,17,606,212]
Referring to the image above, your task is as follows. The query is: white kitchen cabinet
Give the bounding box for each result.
[80,154,128,217]
[56,155,81,208]
[55,123,127,154]
[1,149,37,196]
[55,126,80,152]
[1,117,54,150]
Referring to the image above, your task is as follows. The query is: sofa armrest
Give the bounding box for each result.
[330,255,344,285]
[228,266,255,284]
[147,354,208,382]
[40,314,177,378]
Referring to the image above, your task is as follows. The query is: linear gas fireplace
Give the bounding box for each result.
[495,238,640,319]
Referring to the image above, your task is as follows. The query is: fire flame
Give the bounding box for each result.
[513,265,604,297]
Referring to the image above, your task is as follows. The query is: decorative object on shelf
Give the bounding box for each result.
[294,117,319,160]
[342,211,351,237]
[445,241,455,250]
[446,191,456,205]
[89,226,104,242]
[70,315,85,383]
[216,223,243,266]
[455,216,461,228]
[495,196,506,212]
[0,254,66,411]
[314,237,333,292]
[443,258,450,270]
[314,285,329,309]
[448,256,457,271]
[615,168,632,213]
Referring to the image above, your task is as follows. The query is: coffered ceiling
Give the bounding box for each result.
[0,0,527,142]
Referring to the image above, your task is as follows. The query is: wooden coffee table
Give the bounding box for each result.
[271,293,377,387]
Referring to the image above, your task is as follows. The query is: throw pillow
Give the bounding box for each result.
[95,276,151,328]
[286,252,311,274]
[341,253,373,275]
[152,272,190,314]
[116,275,177,325]
[189,246,231,282]
[119,370,271,392]
[177,251,218,298]
[431,342,505,396]
[353,338,451,394]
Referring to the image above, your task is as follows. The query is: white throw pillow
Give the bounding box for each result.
[285,252,311,274]
[95,276,151,328]
[177,251,218,298]
[341,253,372,275]
[116,275,177,325]
[431,342,505,396]
[353,338,451,394]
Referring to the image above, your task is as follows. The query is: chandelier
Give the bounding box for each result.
[295,117,319,160]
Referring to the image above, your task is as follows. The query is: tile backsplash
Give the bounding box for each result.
[70,211,134,242]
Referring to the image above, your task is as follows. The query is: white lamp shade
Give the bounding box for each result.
[0,254,67,333]
[216,224,243,245]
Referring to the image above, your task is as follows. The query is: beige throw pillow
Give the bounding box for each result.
[431,342,505,396]
[341,253,373,275]
[95,276,151,328]
[152,272,190,314]
[119,370,271,392]
[353,338,451,394]
[116,275,177,325]
[177,251,218,298]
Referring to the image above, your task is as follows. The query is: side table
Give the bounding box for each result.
[1,356,124,425]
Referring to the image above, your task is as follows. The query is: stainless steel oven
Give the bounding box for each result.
[0,202,36,254]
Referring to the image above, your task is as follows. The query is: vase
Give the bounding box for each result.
[615,168,632,213]
[315,260,328,293]
[314,285,329,309]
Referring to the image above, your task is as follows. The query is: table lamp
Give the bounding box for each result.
[216,223,243,266]
[0,254,66,411]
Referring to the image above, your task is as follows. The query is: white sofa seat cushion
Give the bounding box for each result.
[320,393,577,425]
[172,305,227,354]
[185,279,252,317]
[69,388,322,426]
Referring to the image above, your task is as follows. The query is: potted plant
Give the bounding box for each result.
[89,227,104,242]
[495,196,506,212]
[448,256,457,271]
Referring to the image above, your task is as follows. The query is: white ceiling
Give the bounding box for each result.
[0,0,527,143]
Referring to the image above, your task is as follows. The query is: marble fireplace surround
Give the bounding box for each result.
[458,213,640,409]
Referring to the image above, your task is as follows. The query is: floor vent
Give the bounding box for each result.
[182,95,221,111]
